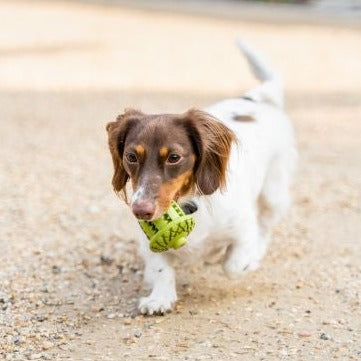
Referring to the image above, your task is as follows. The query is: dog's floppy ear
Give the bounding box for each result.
[182,109,236,195]
[106,108,141,200]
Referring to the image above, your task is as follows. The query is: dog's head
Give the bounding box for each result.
[106,108,235,220]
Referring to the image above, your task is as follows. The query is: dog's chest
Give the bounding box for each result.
[168,197,236,263]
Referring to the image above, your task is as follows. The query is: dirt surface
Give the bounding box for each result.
[1,1,360,360]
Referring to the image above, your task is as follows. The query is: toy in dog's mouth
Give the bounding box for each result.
[139,200,197,252]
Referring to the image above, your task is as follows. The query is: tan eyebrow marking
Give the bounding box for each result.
[160,147,169,157]
[135,145,145,156]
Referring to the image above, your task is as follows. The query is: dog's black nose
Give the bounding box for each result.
[132,201,155,220]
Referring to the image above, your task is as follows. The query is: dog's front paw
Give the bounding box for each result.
[138,291,177,315]
[223,248,261,279]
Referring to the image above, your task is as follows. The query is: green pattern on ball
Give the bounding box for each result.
[139,201,195,252]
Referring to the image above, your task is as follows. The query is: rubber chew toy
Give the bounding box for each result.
[139,201,195,252]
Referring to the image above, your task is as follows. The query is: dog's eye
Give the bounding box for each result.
[126,153,138,163]
[167,153,181,164]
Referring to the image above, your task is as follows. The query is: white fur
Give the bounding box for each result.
[131,185,146,204]
[137,42,297,315]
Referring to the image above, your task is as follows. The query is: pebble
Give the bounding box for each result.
[124,319,132,325]
[298,332,311,338]
[0,294,9,310]
[42,341,54,350]
[51,265,61,274]
[320,333,330,340]
[100,255,113,266]
[13,336,22,345]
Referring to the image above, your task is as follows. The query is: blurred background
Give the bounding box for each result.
[1,1,360,360]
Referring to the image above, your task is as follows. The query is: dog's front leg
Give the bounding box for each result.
[138,234,177,315]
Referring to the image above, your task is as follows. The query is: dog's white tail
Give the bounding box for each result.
[236,39,284,109]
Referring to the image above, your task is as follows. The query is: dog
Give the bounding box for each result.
[106,41,297,315]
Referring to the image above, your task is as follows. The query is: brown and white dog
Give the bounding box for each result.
[106,41,297,315]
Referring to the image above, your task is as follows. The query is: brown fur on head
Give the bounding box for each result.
[181,108,236,195]
[106,108,143,201]
[106,108,236,220]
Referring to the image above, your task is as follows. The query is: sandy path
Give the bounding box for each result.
[0,1,360,360]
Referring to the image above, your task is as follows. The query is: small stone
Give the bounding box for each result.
[134,330,142,338]
[320,333,330,340]
[0,294,9,303]
[124,318,131,325]
[81,259,91,268]
[106,313,115,319]
[52,265,61,274]
[91,305,104,313]
[54,333,65,340]
[36,315,46,322]
[42,341,54,350]
[298,332,311,338]
[13,336,21,345]
[130,266,139,273]
[155,319,165,324]
[100,255,113,265]
[0,295,9,311]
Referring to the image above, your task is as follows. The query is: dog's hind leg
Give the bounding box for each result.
[223,197,264,278]
[257,152,295,255]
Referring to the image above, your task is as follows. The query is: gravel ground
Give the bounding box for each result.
[1,1,360,360]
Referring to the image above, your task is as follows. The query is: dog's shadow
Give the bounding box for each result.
[49,238,277,325]
[171,263,276,313]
